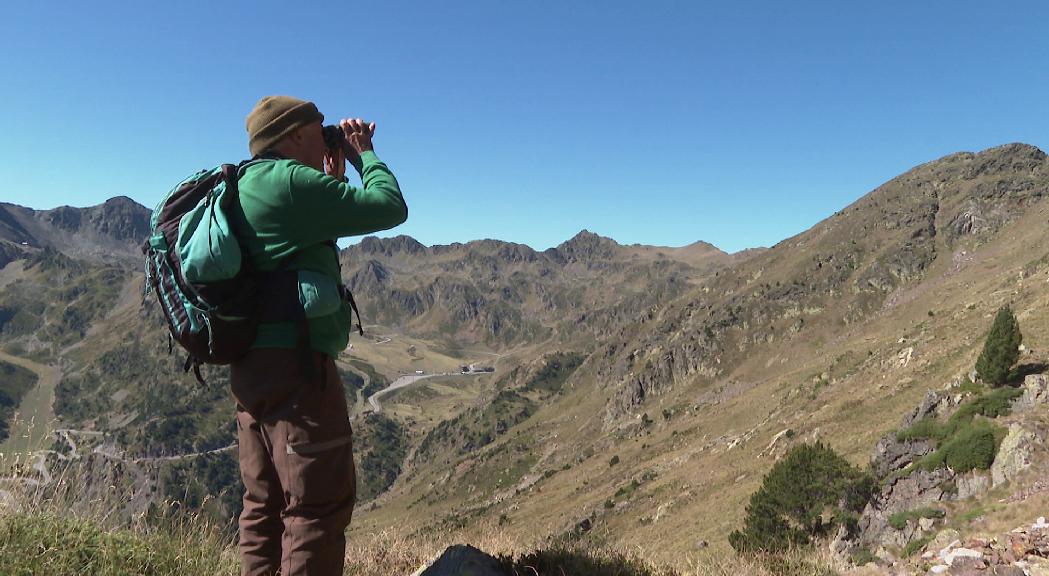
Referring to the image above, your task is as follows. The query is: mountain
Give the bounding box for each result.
[0,196,150,266]
[339,229,734,348]
[2,142,1048,570]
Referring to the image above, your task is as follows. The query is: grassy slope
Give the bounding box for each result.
[0,357,37,442]
[350,149,1049,568]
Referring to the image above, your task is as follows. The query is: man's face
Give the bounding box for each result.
[296,121,326,172]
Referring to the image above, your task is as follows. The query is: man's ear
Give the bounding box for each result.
[287,126,305,146]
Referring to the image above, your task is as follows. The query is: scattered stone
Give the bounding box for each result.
[575,518,592,533]
[947,555,986,574]
[695,539,708,549]
[942,547,983,565]
[413,545,507,576]
[919,518,1049,576]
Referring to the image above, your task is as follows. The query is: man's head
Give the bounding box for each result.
[246,96,326,170]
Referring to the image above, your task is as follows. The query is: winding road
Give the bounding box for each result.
[364,369,489,415]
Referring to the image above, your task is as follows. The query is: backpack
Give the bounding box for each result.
[143,162,296,382]
[144,161,366,383]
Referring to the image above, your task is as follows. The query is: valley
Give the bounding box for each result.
[1,143,1048,572]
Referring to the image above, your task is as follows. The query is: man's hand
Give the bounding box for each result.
[324,145,346,180]
[340,118,376,159]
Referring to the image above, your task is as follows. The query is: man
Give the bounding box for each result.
[229,95,407,576]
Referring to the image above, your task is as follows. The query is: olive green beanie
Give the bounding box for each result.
[245,96,324,157]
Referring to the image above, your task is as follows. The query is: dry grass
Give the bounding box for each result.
[0,449,238,575]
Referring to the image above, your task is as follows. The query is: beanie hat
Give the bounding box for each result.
[245,96,324,157]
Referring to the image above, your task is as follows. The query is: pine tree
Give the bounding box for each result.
[975,305,1022,386]
[729,442,874,554]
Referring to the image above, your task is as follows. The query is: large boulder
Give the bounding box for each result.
[413,545,507,576]
[991,424,1036,487]
[1020,374,1049,407]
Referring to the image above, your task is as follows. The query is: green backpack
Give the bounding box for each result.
[144,162,303,382]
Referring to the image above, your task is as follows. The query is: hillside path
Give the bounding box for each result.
[0,349,61,456]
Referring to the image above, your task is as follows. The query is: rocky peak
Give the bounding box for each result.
[552,230,620,262]
[355,235,428,257]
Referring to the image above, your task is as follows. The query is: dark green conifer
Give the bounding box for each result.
[975,305,1022,386]
[729,442,873,554]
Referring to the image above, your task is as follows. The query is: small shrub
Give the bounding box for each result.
[888,507,946,530]
[938,424,998,472]
[609,455,620,467]
[902,534,933,557]
[851,548,877,566]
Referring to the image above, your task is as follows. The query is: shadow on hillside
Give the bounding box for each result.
[1010,361,1048,383]
[501,547,677,576]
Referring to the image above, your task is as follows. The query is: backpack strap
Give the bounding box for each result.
[325,240,366,337]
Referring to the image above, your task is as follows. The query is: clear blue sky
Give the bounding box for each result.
[1,1,1046,253]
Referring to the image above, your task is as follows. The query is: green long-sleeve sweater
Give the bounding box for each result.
[231,151,407,357]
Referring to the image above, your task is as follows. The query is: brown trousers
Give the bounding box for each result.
[230,348,357,576]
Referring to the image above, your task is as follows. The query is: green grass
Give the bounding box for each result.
[0,512,236,576]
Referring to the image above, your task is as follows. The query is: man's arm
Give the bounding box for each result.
[287,153,407,244]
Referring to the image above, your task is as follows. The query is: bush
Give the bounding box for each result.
[936,424,998,472]
[975,306,1022,386]
[729,442,874,554]
[894,387,1018,475]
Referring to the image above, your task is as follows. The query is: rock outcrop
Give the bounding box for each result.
[412,545,506,576]
[993,424,1038,487]
[1020,374,1049,408]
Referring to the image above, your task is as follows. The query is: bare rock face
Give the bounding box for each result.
[858,467,954,549]
[872,435,936,478]
[992,424,1037,487]
[955,471,991,500]
[869,390,941,477]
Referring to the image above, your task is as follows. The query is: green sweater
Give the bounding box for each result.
[231,151,407,357]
